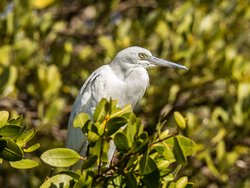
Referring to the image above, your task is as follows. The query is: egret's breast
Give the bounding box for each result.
[106,67,149,108]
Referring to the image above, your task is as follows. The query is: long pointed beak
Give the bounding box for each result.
[149,56,188,70]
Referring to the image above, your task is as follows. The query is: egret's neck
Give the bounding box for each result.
[110,61,148,81]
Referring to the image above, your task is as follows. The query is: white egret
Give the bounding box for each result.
[66,46,187,168]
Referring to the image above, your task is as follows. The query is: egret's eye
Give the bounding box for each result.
[138,53,148,59]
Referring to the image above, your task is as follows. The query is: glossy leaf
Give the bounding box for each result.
[106,117,127,136]
[125,172,137,187]
[81,154,98,170]
[141,157,160,188]
[41,148,81,167]
[173,137,187,165]
[16,129,37,147]
[0,138,23,161]
[131,132,148,153]
[114,132,129,151]
[0,125,21,137]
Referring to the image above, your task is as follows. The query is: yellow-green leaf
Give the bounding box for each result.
[174,111,186,130]
[10,159,39,169]
[41,148,81,167]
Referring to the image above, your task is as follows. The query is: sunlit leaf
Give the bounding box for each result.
[110,103,132,118]
[41,148,81,167]
[0,111,9,128]
[174,111,186,130]
[125,113,139,147]
[93,98,108,123]
[8,115,23,126]
[40,174,73,188]
[73,112,90,128]
[176,176,188,188]
[24,143,40,152]
[33,0,55,9]
[10,159,39,169]
[16,129,37,147]
[164,135,196,156]
[74,171,93,188]
[159,129,170,140]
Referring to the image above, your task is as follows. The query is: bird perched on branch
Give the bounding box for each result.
[66,46,188,168]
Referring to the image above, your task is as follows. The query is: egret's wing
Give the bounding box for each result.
[65,65,109,157]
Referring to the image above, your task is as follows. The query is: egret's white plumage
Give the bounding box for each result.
[66,46,187,168]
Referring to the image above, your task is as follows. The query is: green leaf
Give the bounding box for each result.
[114,132,129,151]
[110,103,132,118]
[0,111,9,128]
[173,137,187,165]
[0,138,23,161]
[0,125,21,137]
[82,154,98,170]
[124,113,140,147]
[87,131,100,143]
[141,157,160,188]
[16,129,37,147]
[131,132,148,153]
[164,135,196,156]
[10,159,39,169]
[41,148,81,167]
[93,98,108,123]
[0,139,7,151]
[24,143,40,152]
[8,115,23,126]
[106,117,127,136]
[176,176,188,188]
[159,129,170,140]
[174,111,186,130]
[140,151,149,175]
[125,172,137,187]
[59,170,81,181]
[73,112,90,128]
[74,171,93,188]
[40,174,73,188]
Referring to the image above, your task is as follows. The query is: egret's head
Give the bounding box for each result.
[114,46,188,70]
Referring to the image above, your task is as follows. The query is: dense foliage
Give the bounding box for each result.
[0,0,249,187]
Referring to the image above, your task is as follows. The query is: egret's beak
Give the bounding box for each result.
[149,56,188,70]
